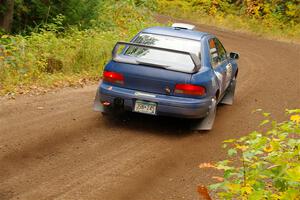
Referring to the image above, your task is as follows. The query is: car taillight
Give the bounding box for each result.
[175,84,206,96]
[103,71,124,84]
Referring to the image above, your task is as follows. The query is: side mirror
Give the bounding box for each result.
[229,52,239,60]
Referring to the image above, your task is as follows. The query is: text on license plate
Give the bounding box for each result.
[134,100,157,115]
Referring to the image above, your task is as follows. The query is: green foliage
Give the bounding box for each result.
[0,2,7,14]
[155,0,300,41]
[12,0,101,33]
[134,0,158,10]
[10,0,158,33]
[156,0,300,23]
[0,0,160,95]
[207,110,300,199]
[95,0,154,31]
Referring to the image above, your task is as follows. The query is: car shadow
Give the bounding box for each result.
[99,112,206,138]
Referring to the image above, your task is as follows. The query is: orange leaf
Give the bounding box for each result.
[212,176,224,182]
[197,185,212,200]
[199,162,216,169]
[263,145,273,153]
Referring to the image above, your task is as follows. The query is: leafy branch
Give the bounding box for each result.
[199,109,300,199]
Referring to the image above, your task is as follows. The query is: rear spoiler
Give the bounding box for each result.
[112,42,201,73]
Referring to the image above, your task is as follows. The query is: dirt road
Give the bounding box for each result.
[0,18,299,200]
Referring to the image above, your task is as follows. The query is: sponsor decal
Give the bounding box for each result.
[210,48,217,53]
[212,53,218,58]
[225,64,233,88]
[226,64,232,78]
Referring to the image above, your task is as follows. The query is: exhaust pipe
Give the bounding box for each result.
[114,98,124,107]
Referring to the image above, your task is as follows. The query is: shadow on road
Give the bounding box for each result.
[99,112,210,138]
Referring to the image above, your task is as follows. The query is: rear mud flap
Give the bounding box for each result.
[220,79,236,105]
[191,98,217,131]
[93,90,104,112]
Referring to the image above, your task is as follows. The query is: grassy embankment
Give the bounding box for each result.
[156,0,300,42]
[0,1,159,96]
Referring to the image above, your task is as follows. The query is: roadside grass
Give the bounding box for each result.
[156,0,300,43]
[0,2,161,96]
[0,29,120,95]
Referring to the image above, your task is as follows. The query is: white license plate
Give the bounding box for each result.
[134,100,157,115]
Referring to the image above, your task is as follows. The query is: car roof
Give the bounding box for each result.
[141,26,210,41]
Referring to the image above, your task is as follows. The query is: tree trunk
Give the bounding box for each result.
[0,0,14,32]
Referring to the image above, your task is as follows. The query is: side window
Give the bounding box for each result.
[209,39,218,69]
[215,38,227,62]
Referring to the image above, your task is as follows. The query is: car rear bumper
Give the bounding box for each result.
[94,82,212,119]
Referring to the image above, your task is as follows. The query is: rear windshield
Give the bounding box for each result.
[123,33,201,73]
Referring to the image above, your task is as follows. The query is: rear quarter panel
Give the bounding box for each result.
[190,67,216,98]
[190,36,218,99]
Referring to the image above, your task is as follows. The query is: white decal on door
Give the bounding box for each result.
[215,71,224,93]
[225,64,232,88]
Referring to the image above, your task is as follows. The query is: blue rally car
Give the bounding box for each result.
[94,23,239,130]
